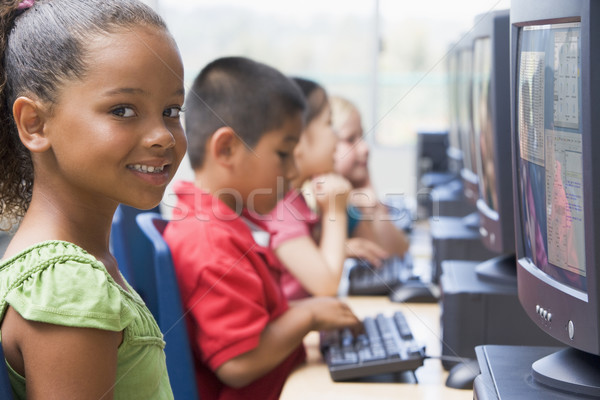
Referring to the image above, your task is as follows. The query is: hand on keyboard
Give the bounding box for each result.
[293,296,362,333]
[320,311,425,381]
[345,237,389,267]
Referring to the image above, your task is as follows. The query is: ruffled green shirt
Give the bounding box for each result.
[0,241,173,399]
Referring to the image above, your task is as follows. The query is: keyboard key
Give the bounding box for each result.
[394,311,414,340]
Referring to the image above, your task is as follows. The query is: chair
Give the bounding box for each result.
[135,212,199,400]
[0,345,14,399]
[110,204,160,314]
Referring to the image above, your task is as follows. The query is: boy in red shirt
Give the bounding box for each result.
[164,57,361,400]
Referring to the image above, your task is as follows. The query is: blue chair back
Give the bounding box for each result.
[111,204,160,314]
[0,345,14,399]
[135,212,199,400]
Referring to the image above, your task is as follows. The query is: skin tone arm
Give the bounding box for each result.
[349,186,410,258]
[1,306,121,400]
[345,237,389,267]
[215,296,361,388]
[274,173,351,296]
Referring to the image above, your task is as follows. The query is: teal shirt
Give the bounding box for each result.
[0,241,174,400]
[347,205,362,235]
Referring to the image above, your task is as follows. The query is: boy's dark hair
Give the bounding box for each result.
[185,56,306,169]
[0,0,168,228]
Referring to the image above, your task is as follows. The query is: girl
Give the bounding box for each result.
[266,78,387,299]
[331,95,410,257]
[0,0,186,398]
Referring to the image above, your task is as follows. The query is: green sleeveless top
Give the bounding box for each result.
[0,241,174,399]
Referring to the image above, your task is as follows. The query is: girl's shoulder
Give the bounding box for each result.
[0,241,138,332]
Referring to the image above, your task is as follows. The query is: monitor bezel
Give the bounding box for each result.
[446,42,464,175]
[511,0,600,354]
[471,9,513,254]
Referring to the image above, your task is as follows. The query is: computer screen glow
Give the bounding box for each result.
[516,22,586,293]
[473,36,497,212]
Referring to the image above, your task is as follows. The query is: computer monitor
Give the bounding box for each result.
[446,41,463,175]
[512,0,600,395]
[456,32,478,204]
[472,9,513,255]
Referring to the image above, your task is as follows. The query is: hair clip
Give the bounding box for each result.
[15,0,34,17]
[18,0,35,10]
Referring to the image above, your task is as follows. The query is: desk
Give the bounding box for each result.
[280,296,473,400]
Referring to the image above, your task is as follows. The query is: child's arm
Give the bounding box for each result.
[215,296,360,388]
[275,174,351,296]
[349,186,410,257]
[2,306,121,399]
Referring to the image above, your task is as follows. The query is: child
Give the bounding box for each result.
[0,1,186,398]
[266,78,389,300]
[164,57,360,400]
[330,95,411,258]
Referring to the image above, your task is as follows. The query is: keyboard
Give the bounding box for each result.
[320,311,426,381]
[347,256,413,296]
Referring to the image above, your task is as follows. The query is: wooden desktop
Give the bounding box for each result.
[280,296,473,400]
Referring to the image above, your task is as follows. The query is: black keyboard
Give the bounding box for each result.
[347,256,413,295]
[320,311,425,381]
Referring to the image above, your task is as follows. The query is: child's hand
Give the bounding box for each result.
[347,186,379,209]
[297,296,361,332]
[345,237,389,267]
[312,173,352,213]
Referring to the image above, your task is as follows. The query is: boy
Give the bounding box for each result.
[164,57,361,400]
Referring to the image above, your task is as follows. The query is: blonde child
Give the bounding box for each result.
[330,95,410,257]
[0,0,186,398]
[266,78,389,300]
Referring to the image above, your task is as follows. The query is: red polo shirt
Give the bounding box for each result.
[164,181,306,400]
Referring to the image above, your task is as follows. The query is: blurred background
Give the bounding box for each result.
[141,0,510,211]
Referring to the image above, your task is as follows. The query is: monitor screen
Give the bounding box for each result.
[473,36,497,212]
[446,42,465,174]
[457,39,479,204]
[447,45,461,151]
[516,22,585,293]
[457,44,473,174]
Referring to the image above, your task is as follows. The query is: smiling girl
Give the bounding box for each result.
[0,1,186,398]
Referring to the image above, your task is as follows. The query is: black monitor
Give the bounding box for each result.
[446,41,463,175]
[472,9,513,255]
[456,32,478,204]
[511,0,600,395]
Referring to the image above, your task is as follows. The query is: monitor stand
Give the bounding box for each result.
[532,347,600,397]
[429,215,496,283]
[461,211,480,230]
[420,171,456,189]
[475,253,517,285]
[474,345,600,399]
